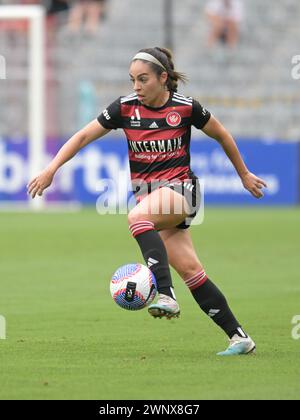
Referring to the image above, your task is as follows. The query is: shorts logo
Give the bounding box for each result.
[166,112,181,127]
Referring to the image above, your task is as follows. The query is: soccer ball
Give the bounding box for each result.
[110,263,157,310]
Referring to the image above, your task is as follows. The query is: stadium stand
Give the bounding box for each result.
[0,0,299,139]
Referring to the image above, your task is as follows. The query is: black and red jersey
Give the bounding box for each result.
[97,92,211,187]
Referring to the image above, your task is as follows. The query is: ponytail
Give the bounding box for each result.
[135,47,188,92]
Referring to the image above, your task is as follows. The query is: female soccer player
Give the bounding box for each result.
[28,47,267,356]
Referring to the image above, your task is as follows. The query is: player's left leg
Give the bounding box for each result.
[159,228,256,355]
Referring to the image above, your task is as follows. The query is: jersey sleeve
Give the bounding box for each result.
[97,97,122,130]
[191,99,211,129]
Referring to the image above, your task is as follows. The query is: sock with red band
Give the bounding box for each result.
[184,271,247,338]
[129,221,175,300]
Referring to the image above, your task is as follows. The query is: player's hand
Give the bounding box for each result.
[241,172,267,199]
[27,169,54,199]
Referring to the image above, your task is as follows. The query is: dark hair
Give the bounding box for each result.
[133,47,188,92]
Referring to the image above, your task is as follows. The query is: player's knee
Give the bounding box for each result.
[128,210,140,226]
[128,210,151,227]
[175,261,208,290]
[128,211,156,238]
[177,261,204,281]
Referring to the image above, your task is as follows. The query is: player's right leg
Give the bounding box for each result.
[128,187,190,319]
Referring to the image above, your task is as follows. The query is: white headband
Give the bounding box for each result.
[132,52,167,71]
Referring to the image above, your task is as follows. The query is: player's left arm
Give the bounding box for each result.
[202,115,267,198]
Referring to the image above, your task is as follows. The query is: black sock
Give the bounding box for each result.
[191,278,244,338]
[129,221,175,300]
[229,327,248,339]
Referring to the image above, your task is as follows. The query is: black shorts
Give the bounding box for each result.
[163,178,201,229]
[133,178,201,230]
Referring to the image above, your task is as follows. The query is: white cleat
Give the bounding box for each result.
[148,294,180,319]
[217,334,256,356]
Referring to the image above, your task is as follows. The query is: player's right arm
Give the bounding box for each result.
[27,120,110,199]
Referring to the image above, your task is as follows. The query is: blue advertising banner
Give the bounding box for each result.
[0,136,299,206]
[190,139,299,205]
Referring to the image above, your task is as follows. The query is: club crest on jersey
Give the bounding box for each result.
[166,111,181,127]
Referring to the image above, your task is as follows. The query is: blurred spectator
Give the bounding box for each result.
[205,0,244,49]
[46,0,70,15]
[67,0,106,34]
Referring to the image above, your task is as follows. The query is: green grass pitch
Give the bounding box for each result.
[0,208,299,400]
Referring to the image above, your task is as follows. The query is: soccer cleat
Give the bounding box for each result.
[148,294,180,319]
[217,334,256,356]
